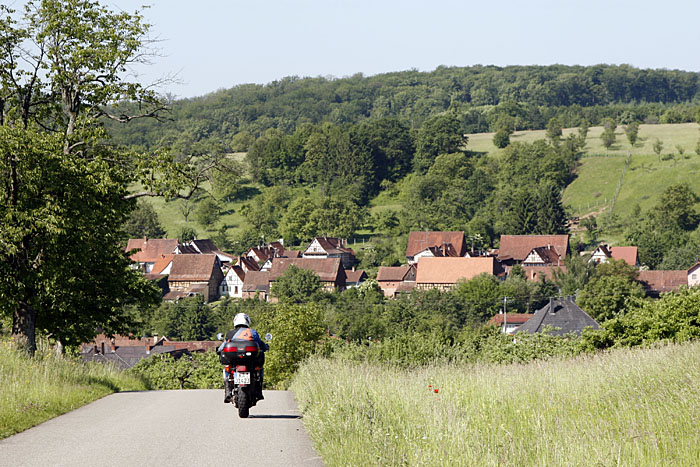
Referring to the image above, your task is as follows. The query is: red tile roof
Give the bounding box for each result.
[125,238,178,263]
[242,271,271,293]
[638,270,687,294]
[345,269,368,283]
[168,254,219,282]
[406,231,466,258]
[150,254,174,275]
[416,257,496,284]
[498,235,569,261]
[609,246,638,266]
[269,258,345,283]
[377,265,412,282]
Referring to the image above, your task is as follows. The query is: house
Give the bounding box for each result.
[345,269,368,288]
[235,255,260,273]
[405,231,467,264]
[638,270,687,297]
[125,238,178,273]
[302,237,356,269]
[496,235,569,267]
[268,257,347,295]
[241,270,271,300]
[589,244,639,267]
[165,254,223,302]
[220,265,245,298]
[377,264,417,298]
[246,241,286,265]
[415,257,498,291]
[175,239,234,264]
[260,249,301,271]
[514,297,599,336]
[688,262,700,287]
[488,313,533,334]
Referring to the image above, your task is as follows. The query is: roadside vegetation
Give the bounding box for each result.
[292,342,700,466]
[0,339,147,439]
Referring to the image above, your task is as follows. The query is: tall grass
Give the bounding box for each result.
[0,340,148,439]
[292,342,700,466]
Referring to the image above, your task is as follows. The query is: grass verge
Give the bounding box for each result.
[0,340,148,439]
[292,342,700,466]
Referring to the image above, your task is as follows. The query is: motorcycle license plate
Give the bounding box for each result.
[234,372,251,385]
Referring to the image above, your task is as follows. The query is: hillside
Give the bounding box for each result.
[107,64,700,150]
[468,122,700,219]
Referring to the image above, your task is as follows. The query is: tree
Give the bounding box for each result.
[577,275,645,322]
[600,118,616,151]
[123,200,166,240]
[279,195,318,245]
[195,197,220,229]
[493,128,511,148]
[270,266,323,304]
[625,121,639,147]
[412,113,464,173]
[178,226,197,243]
[453,274,502,323]
[546,117,563,146]
[653,139,664,161]
[653,183,699,231]
[0,1,170,354]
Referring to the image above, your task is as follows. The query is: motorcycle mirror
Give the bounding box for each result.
[216,332,224,340]
[264,333,273,342]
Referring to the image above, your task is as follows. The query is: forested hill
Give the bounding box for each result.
[107,64,700,150]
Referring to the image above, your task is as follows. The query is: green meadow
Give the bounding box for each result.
[292,342,700,466]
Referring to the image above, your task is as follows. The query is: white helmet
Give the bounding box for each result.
[234,313,251,328]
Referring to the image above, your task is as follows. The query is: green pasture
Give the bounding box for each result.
[0,340,147,439]
[467,122,700,156]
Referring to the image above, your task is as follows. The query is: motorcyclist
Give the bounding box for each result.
[218,313,268,403]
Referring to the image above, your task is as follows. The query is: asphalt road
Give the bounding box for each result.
[0,390,323,467]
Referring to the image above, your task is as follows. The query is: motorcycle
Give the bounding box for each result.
[217,331,272,418]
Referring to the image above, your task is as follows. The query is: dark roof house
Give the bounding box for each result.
[514,297,599,336]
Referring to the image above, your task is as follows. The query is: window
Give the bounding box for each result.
[693,274,697,280]
[234,286,239,294]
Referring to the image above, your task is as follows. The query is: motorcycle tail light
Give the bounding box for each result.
[236,365,247,372]
[245,346,258,352]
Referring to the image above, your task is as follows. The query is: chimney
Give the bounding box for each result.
[110,339,116,352]
[100,342,105,354]
[153,334,158,345]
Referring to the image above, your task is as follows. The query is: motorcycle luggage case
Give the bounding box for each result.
[219,339,260,365]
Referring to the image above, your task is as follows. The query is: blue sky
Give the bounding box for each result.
[97,0,700,98]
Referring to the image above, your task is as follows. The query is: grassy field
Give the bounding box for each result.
[467,123,700,220]
[467,122,700,156]
[292,342,700,466]
[0,340,148,439]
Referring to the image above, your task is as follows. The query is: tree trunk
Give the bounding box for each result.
[12,301,37,356]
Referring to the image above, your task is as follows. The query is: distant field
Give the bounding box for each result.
[293,342,700,466]
[467,122,700,156]
[469,123,700,219]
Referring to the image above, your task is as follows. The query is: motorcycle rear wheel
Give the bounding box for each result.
[237,390,250,418]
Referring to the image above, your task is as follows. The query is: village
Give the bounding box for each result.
[81,231,700,368]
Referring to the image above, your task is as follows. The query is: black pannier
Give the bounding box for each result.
[218,339,260,365]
